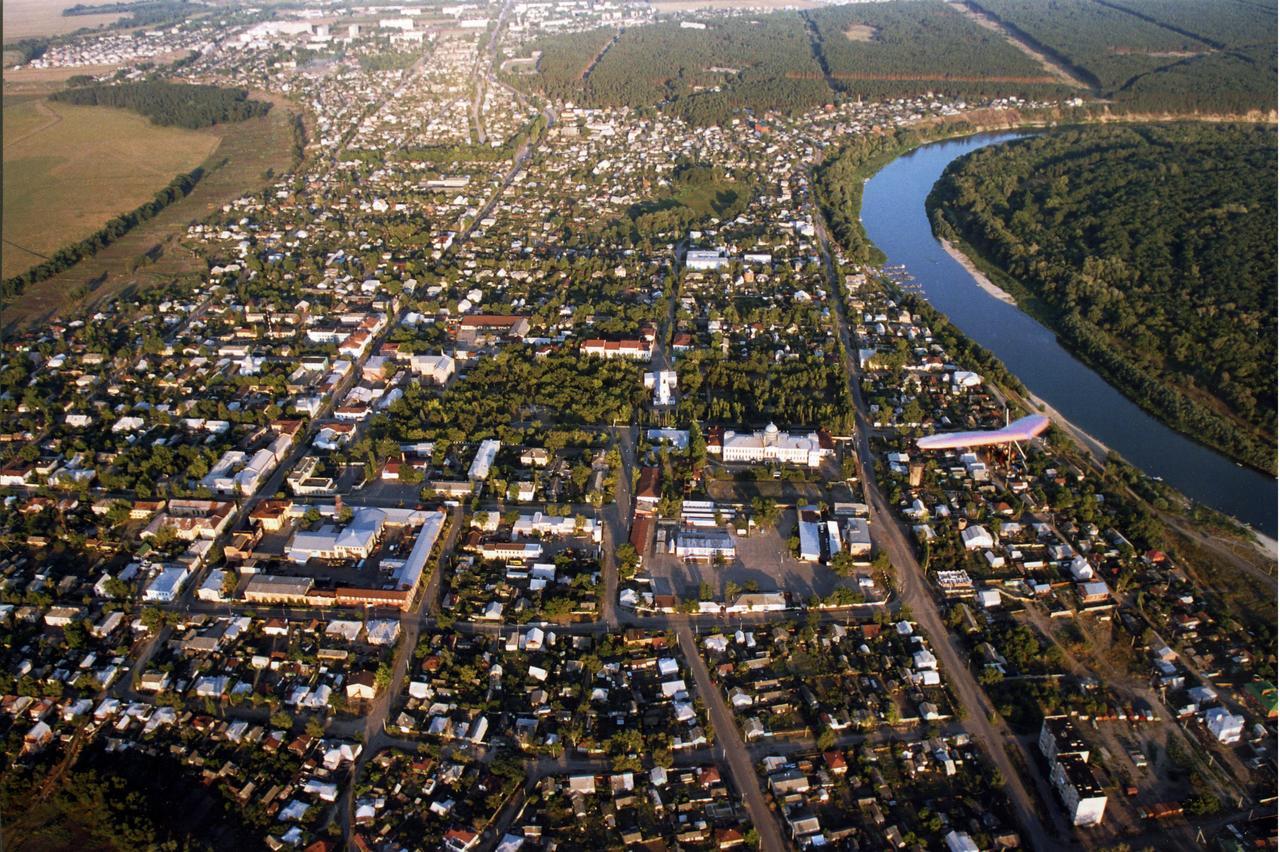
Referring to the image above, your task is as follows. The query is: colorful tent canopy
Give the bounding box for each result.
[916,414,1050,451]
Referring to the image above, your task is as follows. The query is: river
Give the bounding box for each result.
[859,132,1278,537]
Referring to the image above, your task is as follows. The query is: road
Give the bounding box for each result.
[810,184,1070,850]
[599,425,638,628]
[338,509,458,847]
[677,623,788,852]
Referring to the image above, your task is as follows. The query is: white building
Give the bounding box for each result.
[797,507,822,562]
[1050,755,1107,826]
[409,354,455,384]
[960,525,994,551]
[581,339,651,360]
[469,439,500,481]
[143,565,190,602]
[288,507,388,563]
[645,370,678,406]
[1205,707,1245,743]
[686,248,728,270]
[674,530,735,561]
[843,517,872,556]
[512,512,602,543]
[714,423,830,468]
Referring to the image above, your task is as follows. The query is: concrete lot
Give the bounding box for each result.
[645,512,862,600]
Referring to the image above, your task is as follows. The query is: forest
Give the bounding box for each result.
[675,348,853,432]
[514,26,617,103]
[968,0,1277,113]
[804,3,1072,102]
[930,123,1277,472]
[519,14,833,125]
[516,0,1274,122]
[50,81,271,129]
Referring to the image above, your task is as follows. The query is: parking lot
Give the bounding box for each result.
[645,511,863,601]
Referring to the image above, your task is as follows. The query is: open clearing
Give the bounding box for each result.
[941,0,1094,89]
[2,99,220,280]
[844,23,878,42]
[2,92,298,333]
[2,0,123,41]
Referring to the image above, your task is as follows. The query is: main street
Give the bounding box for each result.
[810,187,1071,850]
[338,503,462,846]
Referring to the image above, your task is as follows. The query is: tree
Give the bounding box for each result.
[830,551,857,576]
[150,524,178,549]
[751,496,780,527]
[140,607,170,632]
[270,711,294,730]
[816,728,838,751]
[615,543,639,580]
[689,420,707,465]
[63,619,88,650]
[375,662,394,692]
[220,569,239,598]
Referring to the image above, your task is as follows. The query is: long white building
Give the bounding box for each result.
[712,423,831,468]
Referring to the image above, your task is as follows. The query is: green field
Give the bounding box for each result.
[608,164,750,243]
[2,91,298,332]
[2,98,220,279]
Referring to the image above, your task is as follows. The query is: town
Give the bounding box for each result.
[0,1,1275,850]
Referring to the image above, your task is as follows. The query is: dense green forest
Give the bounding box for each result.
[804,2,1071,102]
[517,1,1275,120]
[517,26,617,102]
[50,81,271,129]
[930,123,1276,472]
[519,14,833,125]
[968,0,1277,113]
[676,349,853,431]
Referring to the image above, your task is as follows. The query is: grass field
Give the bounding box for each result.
[2,98,220,280]
[2,91,299,333]
[2,0,122,41]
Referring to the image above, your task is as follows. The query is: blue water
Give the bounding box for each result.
[860,132,1277,536]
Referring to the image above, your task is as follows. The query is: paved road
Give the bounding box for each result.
[677,624,788,852]
[810,188,1069,851]
[338,511,455,848]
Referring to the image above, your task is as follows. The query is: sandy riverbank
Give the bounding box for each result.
[939,237,1018,307]
[1022,390,1112,462]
